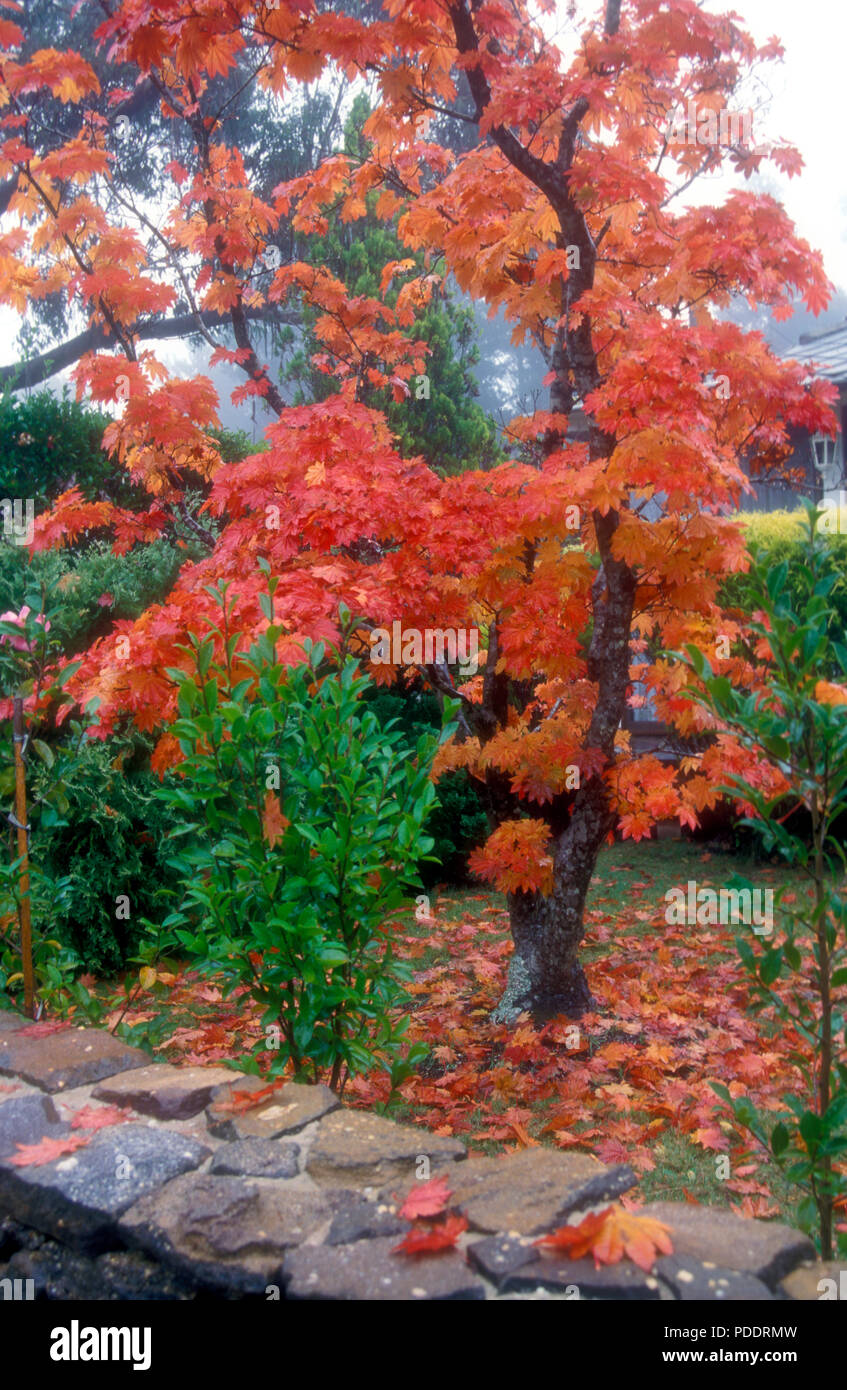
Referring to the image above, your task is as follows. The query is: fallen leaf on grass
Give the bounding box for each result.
[393,1213,468,1255]
[8,1134,91,1167]
[535,1204,673,1272]
[729,1196,779,1220]
[693,1124,729,1152]
[398,1175,452,1220]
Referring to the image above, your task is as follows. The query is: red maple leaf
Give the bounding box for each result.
[12,1019,73,1037]
[393,1213,468,1255]
[8,1133,91,1167]
[397,1175,452,1220]
[69,1104,131,1131]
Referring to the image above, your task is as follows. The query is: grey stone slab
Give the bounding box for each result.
[0,1091,65,1161]
[639,1203,816,1288]
[207,1076,339,1140]
[283,1235,486,1300]
[119,1172,336,1295]
[306,1109,466,1190]
[326,1193,409,1245]
[467,1234,540,1289]
[209,1137,301,1180]
[93,1064,238,1120]
[435,1149,637,1235]
[655,1253,776,1300]
[0,1022,149,1093]
[0,1122,210,1254]
[502,1257,661,1299]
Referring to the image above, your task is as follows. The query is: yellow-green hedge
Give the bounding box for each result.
[720,508,847,637]
[734,509,808,547]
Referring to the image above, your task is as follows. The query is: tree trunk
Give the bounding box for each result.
[449,0,635,1028]
[493,884,593,1024]
[493,522,636,1025]
[492,772,613,1024]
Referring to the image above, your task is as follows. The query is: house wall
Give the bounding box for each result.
[739,384,847,513]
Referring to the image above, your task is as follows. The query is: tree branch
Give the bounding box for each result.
[605,0,622,37]
[0,306,299,391]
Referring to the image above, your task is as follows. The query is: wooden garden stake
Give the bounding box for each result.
[12,696,34,1018]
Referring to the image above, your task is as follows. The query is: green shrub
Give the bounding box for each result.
[364,684,489,883]
[0,389,142,510]
[0,539,187,658]
[152,579,453,1091]
[0,851,84,1014]
[721,510,847,649]
[206,425,267,463]
[683,503,847,1257]
[420,771,490,885]
[714,509,847,855]
[29,736,181,977]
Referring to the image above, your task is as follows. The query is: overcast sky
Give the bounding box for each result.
[696,0,847,293]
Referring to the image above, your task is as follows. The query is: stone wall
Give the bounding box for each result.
[0,1010,839,1301]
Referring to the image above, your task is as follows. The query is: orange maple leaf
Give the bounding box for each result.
[214,1082,283,1115]
[262,790,289,848]
[468,818,554,895]
[535,1204,673,1273]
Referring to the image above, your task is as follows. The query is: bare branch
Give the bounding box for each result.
[0,306,299,391]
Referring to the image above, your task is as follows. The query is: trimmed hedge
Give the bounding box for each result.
[720,510,847,650]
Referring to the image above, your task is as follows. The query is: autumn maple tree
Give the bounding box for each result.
[0,0,837,1023]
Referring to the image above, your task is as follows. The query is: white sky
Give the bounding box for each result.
[698,0,847,291]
